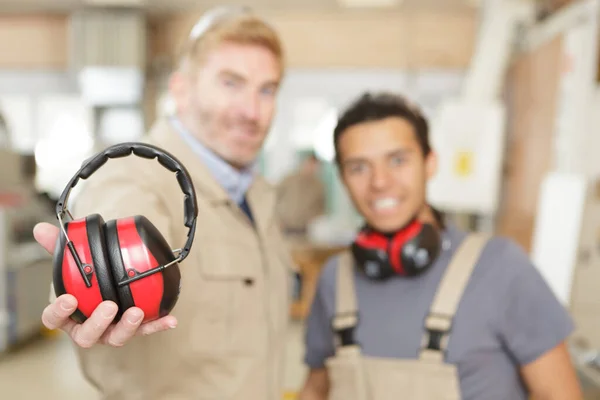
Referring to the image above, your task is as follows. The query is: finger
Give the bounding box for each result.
[33,223,60,255]
[41,294,78,330]
[136,316,178,337]
[103,307,144,347]
[70,301,118,348]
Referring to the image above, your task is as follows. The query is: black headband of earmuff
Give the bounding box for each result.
[56,142,198,287]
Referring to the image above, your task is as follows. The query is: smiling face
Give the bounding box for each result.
[170,41,281,169]
[338,116,437,233]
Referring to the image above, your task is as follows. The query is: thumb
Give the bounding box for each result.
[33,222,60,255]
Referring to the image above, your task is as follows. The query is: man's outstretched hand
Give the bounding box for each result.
[34,222,177,348]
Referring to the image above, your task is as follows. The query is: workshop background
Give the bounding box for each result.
[1,0,600,398]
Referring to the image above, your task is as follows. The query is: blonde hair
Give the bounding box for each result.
[177,8,284,72]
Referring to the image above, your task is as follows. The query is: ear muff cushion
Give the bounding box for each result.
[355,230,389,250]
[134,216,181,317]
[86,214,121,306]
[52,220,88,324]
[52,213,120,323]
[389,220,422,275]
[105,220,136,314]
[105,216,181,321]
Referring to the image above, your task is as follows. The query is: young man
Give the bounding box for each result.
[299,92,582,400]
[34,7,295,400]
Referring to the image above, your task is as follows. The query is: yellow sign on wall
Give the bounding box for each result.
[454,150,474,177]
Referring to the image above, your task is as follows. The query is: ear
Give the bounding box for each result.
[425,150,438,180]
[335,161,347,184]
[168,71,189,111]
[339,170,347,186]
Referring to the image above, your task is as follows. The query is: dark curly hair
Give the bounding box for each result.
[333,92,431,165]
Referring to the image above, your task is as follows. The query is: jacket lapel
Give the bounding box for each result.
[146,119,230,206]
[246,177,277,236]
[145,118,278,234]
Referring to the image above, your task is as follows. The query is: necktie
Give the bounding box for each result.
[238,195,254,225]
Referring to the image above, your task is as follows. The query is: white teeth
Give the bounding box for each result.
[373,198,398,210]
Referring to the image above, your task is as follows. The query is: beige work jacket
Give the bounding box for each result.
[68,119,294,400]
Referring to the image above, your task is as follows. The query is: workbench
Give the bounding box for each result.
[288,241,347,320]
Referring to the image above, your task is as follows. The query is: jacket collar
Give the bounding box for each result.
[147,118,277,233]
[168,116,256,205]
[148,118,230,204]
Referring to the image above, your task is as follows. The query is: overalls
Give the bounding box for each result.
[325,233,490,400]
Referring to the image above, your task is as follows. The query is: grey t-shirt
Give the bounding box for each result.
[304,225,574,400]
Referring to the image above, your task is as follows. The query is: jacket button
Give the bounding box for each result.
[244,278,254,286]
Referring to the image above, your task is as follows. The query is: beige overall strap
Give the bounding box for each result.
[332,251,359,346]
[420,233,491,362]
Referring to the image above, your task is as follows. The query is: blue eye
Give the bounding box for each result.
[348,164,366,174]
[390,156,405,165]
[223,79,238,88]
[260,87,276,97]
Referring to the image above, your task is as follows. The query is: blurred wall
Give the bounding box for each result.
[149,9,478,69]
[0,15,68,69]
[497,36,564,252]
[0,8,479,127]
[0,9,479,70]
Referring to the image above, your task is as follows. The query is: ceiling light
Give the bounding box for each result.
[337,0,403,7]
[83,0,146,6]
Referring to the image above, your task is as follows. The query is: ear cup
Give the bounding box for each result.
[351,230,393,280]
[400,223,441,276]
[87,214,121,306]
[388,220,423,275]
[105,219,139,317]
[104,216,181,323]
[134,216,181,317]
[352,220,442,280]
[52,213,120,324]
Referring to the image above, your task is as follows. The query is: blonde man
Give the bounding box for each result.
[35,7,295,400]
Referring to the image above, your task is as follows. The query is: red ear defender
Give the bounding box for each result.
[351,219,441,280]
[52,143,198,324]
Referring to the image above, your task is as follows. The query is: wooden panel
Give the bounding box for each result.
[408,10,477,69]
[269,11,411,68]
[0,15,68,69]
[150,9,478,69]
[496,37,563,251]
[538,0,578,17]
[289,244,346,320]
